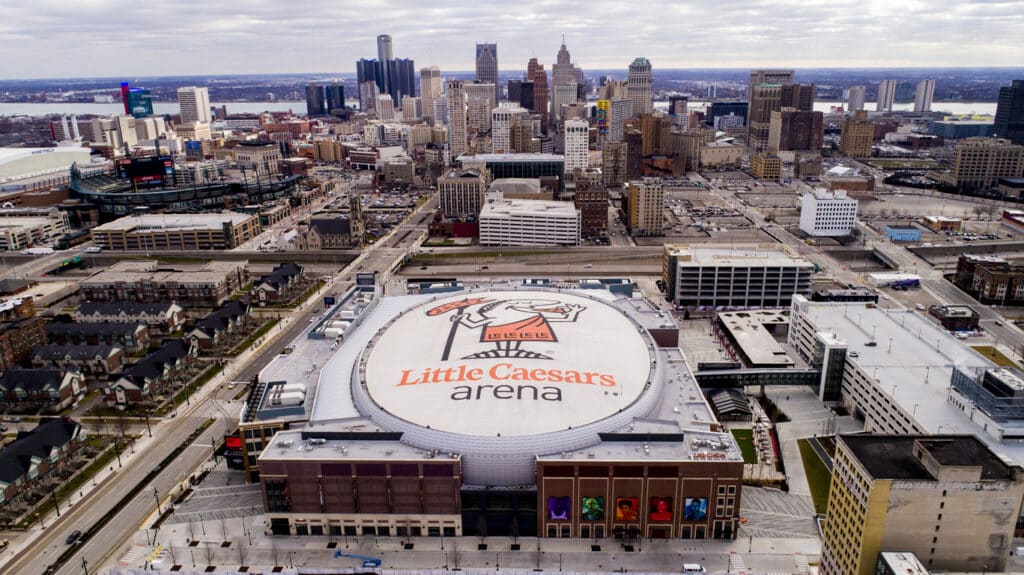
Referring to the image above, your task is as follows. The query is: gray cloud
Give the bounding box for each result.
[0,0,1022,78]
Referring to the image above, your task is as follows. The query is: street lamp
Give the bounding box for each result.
[51,491,60,517]
[153,487,162,515]
[81,558,89,575]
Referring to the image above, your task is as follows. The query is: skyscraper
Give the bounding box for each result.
[995,80,1024,145]
[446,80,468,160]
[748,69,794,99]
[914,79,935,112]
[552,82,578,124]
[177,86,211,124]
[563,119,589,173]
[527,58,549,134]
[377,34,393,62]
[847,85,866,112]
[627,58,653,118]
[475,43,499,104]
[507,80,534,111]
[748,83,815,152]
[305,83,345,117]
[492,106,529,154]
[840,110,874,158]
[356,35,415,108]
[420,66,442,123]
[877,80,896,112]
[767,108,824,156]
[552,41,584,93]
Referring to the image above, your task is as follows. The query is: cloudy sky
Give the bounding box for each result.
[1,0,1022,78]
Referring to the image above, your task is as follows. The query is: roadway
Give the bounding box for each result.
[3,178,440,575]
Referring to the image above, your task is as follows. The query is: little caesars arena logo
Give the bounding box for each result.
[396,297,619,402]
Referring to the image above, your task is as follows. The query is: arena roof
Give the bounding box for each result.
[359,290,651,437]
[265,285,742,487]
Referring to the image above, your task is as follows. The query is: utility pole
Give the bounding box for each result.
[153,487,162,515]
[51,491,61,517]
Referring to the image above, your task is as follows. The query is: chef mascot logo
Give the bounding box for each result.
[427,297,586,361]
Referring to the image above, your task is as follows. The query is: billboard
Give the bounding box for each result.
[614,497,639,521]
[581,496,605,521]
[547,496,570,520]
[683,497,708,521]
[595,99,610,136]
[648,496,673,522]
[118,156,175,185]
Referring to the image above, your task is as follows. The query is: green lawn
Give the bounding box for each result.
[798,438,833,515]
[972,345,1020,368]
[730,428,758,464]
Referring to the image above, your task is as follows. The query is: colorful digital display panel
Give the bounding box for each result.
[649,496,673,522]
[581,496,604,521]
[547,496,570,520]
[614,497,639,521]
[683,497,708,521]
[595,99,610,136]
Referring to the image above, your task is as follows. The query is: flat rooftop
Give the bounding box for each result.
[92,212,255,233]
[718,310,793,367]
[83,260,245,284]
[460,153,565,163]
[668,244,810,268]
[480,198,578,218]
[841,434,1015,481]
[798,301,991,435]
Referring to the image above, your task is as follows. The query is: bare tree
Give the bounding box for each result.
[271,537,280,567]
[188,521,196,542]
[167,545,177,566]
[220,517,228,542]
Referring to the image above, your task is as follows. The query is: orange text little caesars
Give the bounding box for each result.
[397,363,617,387]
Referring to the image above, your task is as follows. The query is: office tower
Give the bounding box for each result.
[707,102,748,128]
[492,106,529,154]
[839,110,874,158]
[510,118,539,153]
[639,113,671,156]
[995,80,1024,145]
[359,81,380,114]
[608,99,631,143]
[305,84,325,116]
[438,168,487,217]
[420,66,442,123]
[601,141,627,187]
[475,43,499,103]
[377,34,393,61]
[668,95,688,127]
[376,95,395,120]
[847,85,866,112]
[446,80,468,159]
[390,59,416,102]
[552,82,578,124]
[326,83,345,114]
[563,119,589,173]
[748,69,794,99]
[507,80,534,111]
[750,153,782,181]
[950,137,1024,191]
[748,82,815,151]
[747,84,781,152]
[527,58,549,134]
[781,83,816,111]
[357,35,415,107]
[914,79,935,112]
[877,80,896,112]
[767,108,824,155]
[307,83,342,117]
[402,96,421,119]
[895,81,915,102]
[820,435,1024,575]
[627,58,653,117]
[124,87,153,118]
[465,82,495,133]
[624,178,664,236]
[799,189,857,237]
[624,128,643,179]
[177,86,211,124]
[552,40,584,95]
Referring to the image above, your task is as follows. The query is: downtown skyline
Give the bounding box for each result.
[2,0,1024,79]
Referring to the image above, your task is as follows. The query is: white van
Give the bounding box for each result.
[683,564,705,573]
